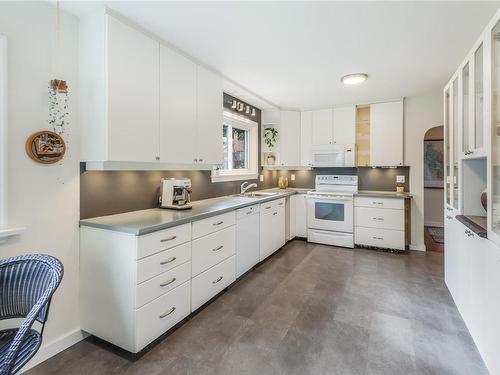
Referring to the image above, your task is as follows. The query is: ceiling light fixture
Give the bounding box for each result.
[341,73,368,85]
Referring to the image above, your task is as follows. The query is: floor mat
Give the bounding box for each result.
[427,226,444,244]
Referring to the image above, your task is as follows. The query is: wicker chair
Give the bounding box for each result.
[0,255,63,375]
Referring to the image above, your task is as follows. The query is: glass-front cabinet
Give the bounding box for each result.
[491,21,500,238]
[452,78,460,210]
[445,87,452,208]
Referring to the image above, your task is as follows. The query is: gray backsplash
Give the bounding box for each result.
[80,166,409,219]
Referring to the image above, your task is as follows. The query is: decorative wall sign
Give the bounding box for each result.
[25,130,66,164]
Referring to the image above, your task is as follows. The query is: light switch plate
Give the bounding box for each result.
[396,175,405,183]
[259,174,264,182]
[291,174,295,181]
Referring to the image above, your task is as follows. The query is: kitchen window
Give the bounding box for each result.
[212,111,258,182]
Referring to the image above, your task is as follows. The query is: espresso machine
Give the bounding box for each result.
[159,178,192,210]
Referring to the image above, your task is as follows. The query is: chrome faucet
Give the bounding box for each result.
[240,181,258,195]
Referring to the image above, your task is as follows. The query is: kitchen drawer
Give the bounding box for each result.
[191,255,236,311]
[260,198,285,214]
[236,204,260,219]
[135,281,191,352]
[137,223,191,259]
[355,207,404,231]
[136,261,191,308]
[354,196,404,210]
[355,227,405,250]
[192,226,236,276]
[137,241,191,284]
[192,211,236,239]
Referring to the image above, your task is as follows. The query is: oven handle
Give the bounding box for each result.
[306,196,353,202]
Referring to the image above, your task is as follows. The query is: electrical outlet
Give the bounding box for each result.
[291,174,295,181]
[396,175,405,183]
[259,174,264,182]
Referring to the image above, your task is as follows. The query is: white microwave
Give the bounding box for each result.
[311,144,356,167]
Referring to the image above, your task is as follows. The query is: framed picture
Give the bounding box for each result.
[424,139,444,188]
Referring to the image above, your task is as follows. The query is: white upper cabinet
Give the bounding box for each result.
[312,109,334,146]
[159,45,197,164]
[107,15,160,162]
[300,111,313,167]
[80,12,160,163]
[279,111,301,166]
[196,66,223,165]
[80,11,223,168]
[370,101,404,166]
[332,106,356,145]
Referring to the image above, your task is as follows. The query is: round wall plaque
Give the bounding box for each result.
[25,130,66,164]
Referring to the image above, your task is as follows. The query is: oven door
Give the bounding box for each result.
[307,196,353,233]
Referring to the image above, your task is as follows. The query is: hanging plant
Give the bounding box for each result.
[264,127,279,149]
[48,79,69,135]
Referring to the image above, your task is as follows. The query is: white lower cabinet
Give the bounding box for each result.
[260,201,286,261]
[354,196,407,250]
[191,255,236,311]
[135,281,191,351]
[191,226,236,277]
[294,194,308,237]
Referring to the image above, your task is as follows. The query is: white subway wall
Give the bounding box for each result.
[404,88,444,250]
[0,2,83,371]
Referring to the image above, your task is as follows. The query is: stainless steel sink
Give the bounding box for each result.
[231,192,280,198]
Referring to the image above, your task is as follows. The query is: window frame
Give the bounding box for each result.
[212,111,259,183]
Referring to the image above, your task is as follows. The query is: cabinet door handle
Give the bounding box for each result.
[446,207,453,211]
[278,202,284,206]
[155,156,160,161]
[199,158,204,162]
[193,158,198,162]
[273,212,278,216]
[160,277,177,287]
[159,307,176,319]
[212,245,224,252]
[213,221,224,226]
[212,276,223,284]
[246,211,252,215]
[372,217,384,221]
[160,235,177,242]
[372,236,384,240]
[372,202,383,205]
[446,215,453,220]
[265,206,272,209]
[160,257,177,265]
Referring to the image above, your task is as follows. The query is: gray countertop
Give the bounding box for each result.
[79,189,301,235]
[79,188,410,236]
[356,190,413,199]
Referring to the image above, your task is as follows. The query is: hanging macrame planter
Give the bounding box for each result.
[48,79,69,134]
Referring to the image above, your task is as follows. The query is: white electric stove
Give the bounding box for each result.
[307,175,358,248]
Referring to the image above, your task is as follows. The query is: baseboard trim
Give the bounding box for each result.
[20,329,87,373]
[410,244,426,251]
[425,221,444,228]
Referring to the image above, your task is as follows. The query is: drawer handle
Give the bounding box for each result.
[265,206,272,209]
[246,211,252,215]
[372,217,384,221]
[372,236,384,240]
[212,276,223,284]
[372,202,384,205]
[160,277,177,287]
[160,257,177,265]
[212,245,224,252]
[273,212,278,216]
[446,215,453,220]
[278,202,284,206]
[160,235,177,242]
[213,221,224,226]
[159,307,176,319]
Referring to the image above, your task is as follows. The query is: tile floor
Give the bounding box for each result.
[26,240,487,375]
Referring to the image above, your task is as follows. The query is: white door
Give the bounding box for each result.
[274,207,286,252]
[312,109,333,146]
[295,194,308,237]
[196,65,223,165]
[333,106,356,145]
[300,111,313,167]
[159,45,197,164]
[370,101,403,166]
[279,111,301,167]
[260,211,274,260]
[107,15,160,162]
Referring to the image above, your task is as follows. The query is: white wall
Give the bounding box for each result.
[424,188,444,227]
[0,2,83,371]
[404,88,444,250]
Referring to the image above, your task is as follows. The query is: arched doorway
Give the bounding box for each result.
[423,125,444,252]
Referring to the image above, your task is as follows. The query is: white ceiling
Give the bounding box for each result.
[61,1,499,110]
